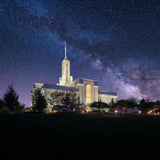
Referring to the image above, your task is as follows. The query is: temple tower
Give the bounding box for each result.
[58,42,73,86]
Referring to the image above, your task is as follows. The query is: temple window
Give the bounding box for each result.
[86,84,92,103]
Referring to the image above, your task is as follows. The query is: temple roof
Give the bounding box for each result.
[41,83,78,92]
[35,83,117,96]
[98,90,117,96]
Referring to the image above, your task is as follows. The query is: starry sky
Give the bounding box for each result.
[0,0,160,107]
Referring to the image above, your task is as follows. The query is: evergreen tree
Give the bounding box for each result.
[110,98,115,106]
[3,85,20,112]
[61,91,78,111]
[0,99,6,112]
[0,99,4,108]
[34,89,48,112]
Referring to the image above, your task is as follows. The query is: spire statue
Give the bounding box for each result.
[65,41,67,59]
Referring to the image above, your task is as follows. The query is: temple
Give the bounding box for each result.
[31,42,118,111]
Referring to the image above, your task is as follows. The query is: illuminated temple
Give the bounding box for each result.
[31,42,117,111]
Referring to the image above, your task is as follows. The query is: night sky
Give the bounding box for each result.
[0,0,160,107]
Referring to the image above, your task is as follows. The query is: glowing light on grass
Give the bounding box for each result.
[138,111,142,114]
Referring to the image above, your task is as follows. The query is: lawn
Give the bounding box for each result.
[1,113,160,159]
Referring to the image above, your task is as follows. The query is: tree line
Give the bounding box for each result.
[1,85,160,114]
[110,98,160,113]
[31,90,80,112]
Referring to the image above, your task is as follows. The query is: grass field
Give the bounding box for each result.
[1,112,160,159]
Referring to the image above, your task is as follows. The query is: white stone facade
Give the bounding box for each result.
[72,78,99,104]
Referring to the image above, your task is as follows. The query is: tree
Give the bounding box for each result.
[78,96,81,109]
[33,89,48,112]
[0,99,7,113]
[61,91,79,111]
[127,98,138,108]
[140,99,145,106]
[90,101,109,112]
[16,103,25,112]
[139,99,154,113]
[110,98,115,106]
[49,91,64,106]
[49,91,79,111]
[113,98,138,113]
[0,99,4,108]
[3,85,22,112]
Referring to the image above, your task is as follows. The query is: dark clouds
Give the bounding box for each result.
[0,0,160,106]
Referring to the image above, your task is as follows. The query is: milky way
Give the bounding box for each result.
[0,0,160,107]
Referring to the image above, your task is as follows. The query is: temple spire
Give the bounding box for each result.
[65,41,67,59]
[58,41,73,86]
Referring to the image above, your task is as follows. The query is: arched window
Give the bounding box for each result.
[86,84,92,103]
